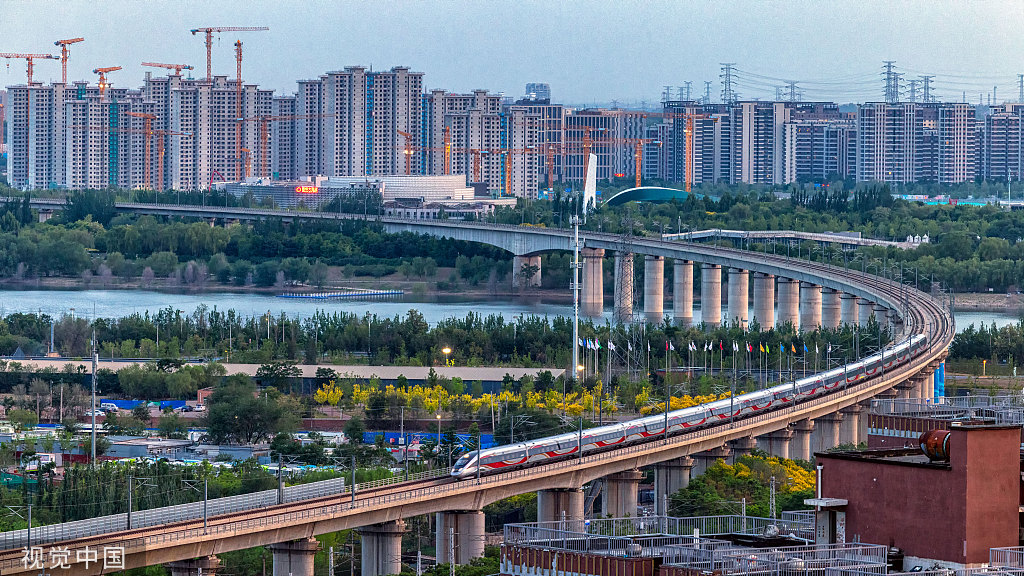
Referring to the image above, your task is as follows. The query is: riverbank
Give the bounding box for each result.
[952,292,1024,314]
[0,267,570,301]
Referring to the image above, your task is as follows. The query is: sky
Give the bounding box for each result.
[1,0,1023,106]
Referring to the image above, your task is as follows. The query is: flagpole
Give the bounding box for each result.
[664,340,670,443]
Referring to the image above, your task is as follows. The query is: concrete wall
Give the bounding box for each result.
[818,425,1020,565]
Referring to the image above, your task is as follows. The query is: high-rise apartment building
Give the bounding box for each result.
[271,95,296,181]
[421,89,541,196]
[856,102,922,184]
[562,109,646,183]
[524,83,551,102]
[168,76,274,189]
[983,103,1023,181]
[782,119,857,183]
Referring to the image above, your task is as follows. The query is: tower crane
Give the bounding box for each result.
[0,53,59,84]
[235,113,336,179]
[142,62,194,76]
[189,26,268,81]
[92,66,121,96]
[54,38,84,84]
[234,40,244,180]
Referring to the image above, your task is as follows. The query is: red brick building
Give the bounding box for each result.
[816,424,1021,567]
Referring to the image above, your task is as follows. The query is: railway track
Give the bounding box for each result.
[0,215,954,575]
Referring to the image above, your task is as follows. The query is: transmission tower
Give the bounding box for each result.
[683,81,692,101]
[883,61,898,103]
[1018,74,1023,103]
[704,81,712,105]
[720,63,737,104]
[662,85,672,103]
[786,81,799,102]
[775,86,783,101]
[919,75,934,103]
[908,79,919,103]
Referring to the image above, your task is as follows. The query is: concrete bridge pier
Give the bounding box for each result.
[359,521,406,576]
[799,282,822,331]
[512,255,542,288]
[752,273,775,328]
[654,456,695,514]
[839,404,863,446]
[271,538,319,576]
[872,304,888,329]
[757,429,793,459]
[821,288,842,329]
[602,469,643,517]
[857,299,874,326]
[692,445,731,476]
[644,255,665,323]
[840,293,858,326]
[166,556,221,576]
[895,380,915,400]
[537,488,585,523]
[790,419,814,461]
[813,412,844,452]
[436,510,485,565]
[673,260,694,326]
[776,278,800,329]
[727,268,749,329]
[729,436,757,462]
[614,252,634,322]
[700,264,722,327]
[582,248,605,318]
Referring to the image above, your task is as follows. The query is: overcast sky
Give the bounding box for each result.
[2,0,1022,106]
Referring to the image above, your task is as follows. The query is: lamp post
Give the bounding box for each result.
[436,414,442,469]
[442,346,452,367]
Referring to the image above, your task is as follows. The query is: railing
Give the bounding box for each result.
[506,515,815,551]
[664,542,888,576]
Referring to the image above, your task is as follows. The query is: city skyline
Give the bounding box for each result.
[2,0,1024,105]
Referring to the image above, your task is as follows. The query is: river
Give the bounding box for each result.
[0,288,1014,332]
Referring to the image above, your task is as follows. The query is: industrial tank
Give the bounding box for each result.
[918,430,951,461]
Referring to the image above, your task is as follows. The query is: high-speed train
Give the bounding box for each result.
[451,333,929,478]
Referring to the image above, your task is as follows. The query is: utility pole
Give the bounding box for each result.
[720,63,736,104]
[91,330,97,465]
[570,214,581,382]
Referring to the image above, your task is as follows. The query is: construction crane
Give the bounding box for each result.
[625,138,661,188]
[0,53,59,84]
[233,40,247,180]
[68,122,190,190]
[189,26,268,82]
[93,66,121,96]
[142,62,194,76]
[235,113,336,179]
[54,38,84,84]
[126,112,156,189]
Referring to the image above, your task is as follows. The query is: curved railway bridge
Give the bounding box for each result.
[4,202,953,576]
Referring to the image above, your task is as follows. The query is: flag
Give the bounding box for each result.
[578,338,584,347]
[689,341,697,352]
[596,340,602,350]
[791,343,797,353]
[759,343,765,353]
[719,341,724,351]
[780,344,785,353]
[803,344,808,353]
[732,342,739,352]
[815,344,819,354]
[647,342,651,352]
[628,342,633,352]
[609,340,616,351]
[747,343,753,353]
[669,341,675,351]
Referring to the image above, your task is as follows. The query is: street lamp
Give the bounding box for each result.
[436,414,442,468]
[442,347,452,367]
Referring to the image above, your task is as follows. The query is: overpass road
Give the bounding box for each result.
[0,200,954,576]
